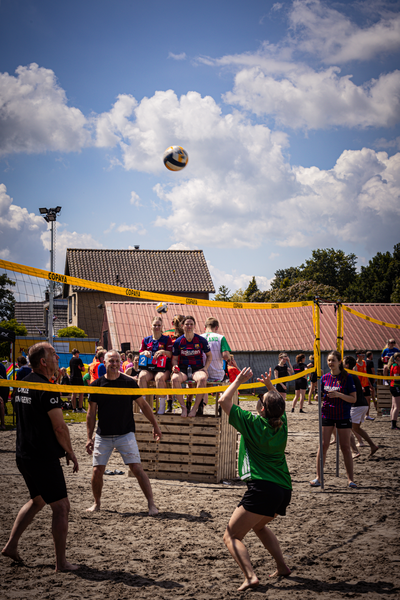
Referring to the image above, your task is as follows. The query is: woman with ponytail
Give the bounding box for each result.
[310,350,357,489]
[218,367,292,591]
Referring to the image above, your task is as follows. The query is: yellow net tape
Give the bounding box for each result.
[0,368,317,396]
[0,259,313,310]
[345,369,400,382]
[343,306,400,329]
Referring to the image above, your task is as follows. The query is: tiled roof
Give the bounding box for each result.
[64,249,215,294]
[15,300,68,337]
[102,302,400,353]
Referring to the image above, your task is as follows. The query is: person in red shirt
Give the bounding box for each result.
[354,351,374,421]
[388,352,400,430]
[227,355,241,383]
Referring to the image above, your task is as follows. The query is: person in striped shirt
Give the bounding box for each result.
[310,350,357,489]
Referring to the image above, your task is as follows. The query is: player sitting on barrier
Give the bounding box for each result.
[138,316,172,415]
[171,315,212,418]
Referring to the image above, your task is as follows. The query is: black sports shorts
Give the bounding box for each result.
[310,372,318,383]
[276,383,286,393]
[362,386,371,396]
[238,480,292,518]
[390,386,400,397]
[17,457,67,504]
[295,378,307,391]
[321,418,352,429]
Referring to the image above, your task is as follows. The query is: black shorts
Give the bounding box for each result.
[70,377,83,386]
[276,383,286,393]
[238,480,292,517]
[295,378,307,391]
[17,457,67,504]
[390,386,400,397]
[362,386,371,396]
[322,418,352,429]
[310,372,318,383]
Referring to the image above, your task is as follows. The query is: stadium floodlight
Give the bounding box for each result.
[38,206,62,344]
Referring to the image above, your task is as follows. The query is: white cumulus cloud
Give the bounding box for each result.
[0,63,90,156]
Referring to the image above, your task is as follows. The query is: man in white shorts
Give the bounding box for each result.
[85,350,162,515]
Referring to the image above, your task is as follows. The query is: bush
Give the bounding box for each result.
[57,326,87,338]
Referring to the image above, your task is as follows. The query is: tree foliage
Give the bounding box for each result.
[57,326,88,338]
[346,244,400,303]
[244,276,259,302]
[0,318,28,359]
[0,274,16,321]
[249,280,343,303]
[214,285,231,302]
[230,288,245,302]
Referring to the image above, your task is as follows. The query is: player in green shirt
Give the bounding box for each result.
[219,367,292,591]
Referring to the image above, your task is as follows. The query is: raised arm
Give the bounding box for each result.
[219,367,253,416]
[256,368,274,392]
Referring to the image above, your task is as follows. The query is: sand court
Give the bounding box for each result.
[1,402,399,600]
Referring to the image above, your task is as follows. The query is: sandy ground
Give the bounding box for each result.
[1,401,399,600]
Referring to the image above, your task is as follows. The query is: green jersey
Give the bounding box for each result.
[229,404,292,490]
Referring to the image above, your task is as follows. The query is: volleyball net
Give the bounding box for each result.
[0,259,317,397]
[336,303,400,384]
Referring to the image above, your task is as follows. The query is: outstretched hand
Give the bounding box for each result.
[236,367,253,384]
[257,368,274,391]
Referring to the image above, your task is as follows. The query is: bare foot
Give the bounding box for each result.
[56,561,79,572]
[237,575,259,591]
[352,452,361,459]
[270,566,291,578]
[148,504,159,517]
[330,438,336,445]
[180,406,188,418]
[369,445,379,457]
[85,503,100,512]
[188,408,197,418]
[2,547,23,562]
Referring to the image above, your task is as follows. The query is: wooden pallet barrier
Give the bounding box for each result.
[377,384,392,416]
[129,390,238,483]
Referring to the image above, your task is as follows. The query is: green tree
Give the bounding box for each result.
[270,266,302,290]
[269,280,343,303]
[244,276,259,302]
[0,274,16,321]
[300,249,357,296]
[57,326,88,338]
[214,285,231,302]
[346,244,400,303]
[0,318,28,359]
[230,288,245,303]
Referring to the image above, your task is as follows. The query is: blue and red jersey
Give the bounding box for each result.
[172,334,210,368]
[140,335,173,369]
[321,372,356,420]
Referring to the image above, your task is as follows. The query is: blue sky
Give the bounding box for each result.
[1,0,400,296]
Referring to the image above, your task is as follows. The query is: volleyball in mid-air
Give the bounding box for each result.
[156,302,168,314]
[163,146,188,171]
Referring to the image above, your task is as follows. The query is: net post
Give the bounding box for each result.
[315,299,324,491]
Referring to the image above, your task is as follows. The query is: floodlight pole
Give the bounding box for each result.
[39,207,61,346]
[48,219,54,346]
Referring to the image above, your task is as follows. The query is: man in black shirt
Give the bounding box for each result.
[1,342,79,571]
[69,348,85,413]
[86,350,162,516]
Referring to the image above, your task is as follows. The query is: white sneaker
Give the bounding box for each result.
[366,416,374,421]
